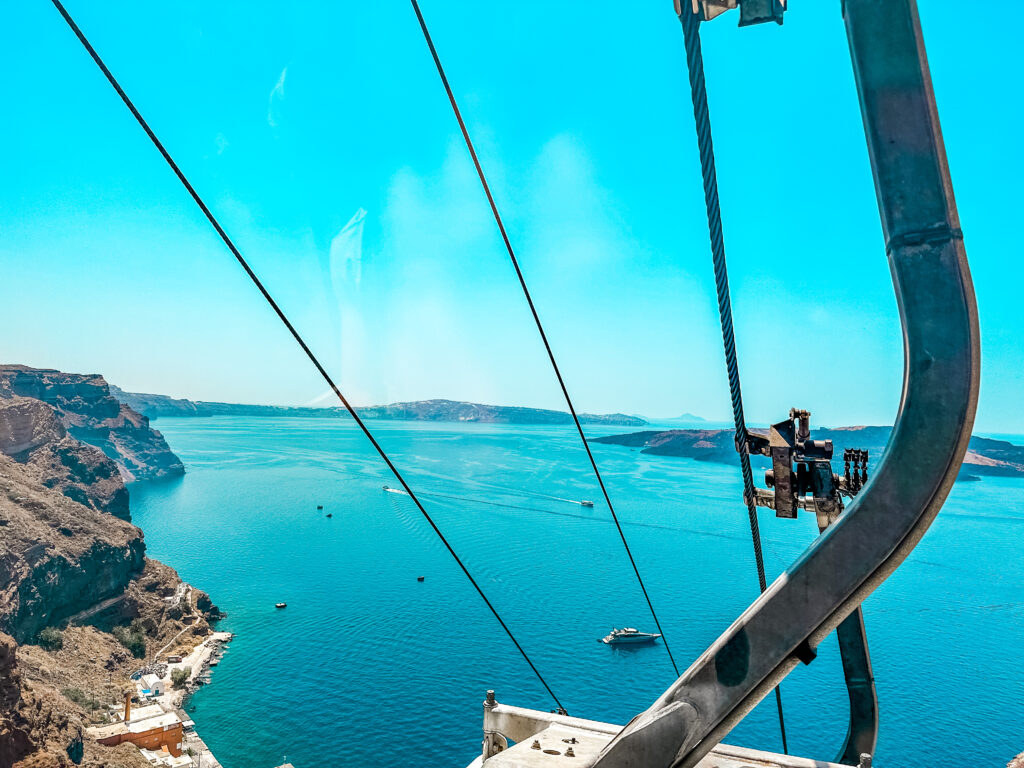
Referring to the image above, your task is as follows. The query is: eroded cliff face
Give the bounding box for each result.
[0,366,183,483]
[0,633,34,768]
[0,455,145,644]
[0,397,129,520]
[0,631,96,768]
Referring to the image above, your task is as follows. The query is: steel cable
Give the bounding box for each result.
[676,4,789,753]
[48,0,565,712]
[410,0,680,678]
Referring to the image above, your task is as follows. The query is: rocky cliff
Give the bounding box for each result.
[0,453,145,644]
[0,366,183,482]
[0,367,219,767]
[108,386,206,419]
[0,499,220,767]
[0,630,152,768]
[0,633,33,768]
[0,453,152,764]
[0,397,129,520]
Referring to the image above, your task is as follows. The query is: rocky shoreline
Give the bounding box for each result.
[179,632,232,700]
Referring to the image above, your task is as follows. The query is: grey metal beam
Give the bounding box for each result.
[834,607,877,764]
[589,1,979,765]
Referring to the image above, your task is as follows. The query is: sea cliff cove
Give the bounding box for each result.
[0,367,230,768]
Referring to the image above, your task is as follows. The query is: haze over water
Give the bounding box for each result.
[131,417,1024,768]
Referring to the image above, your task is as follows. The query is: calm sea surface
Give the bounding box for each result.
[130,417,1024,767]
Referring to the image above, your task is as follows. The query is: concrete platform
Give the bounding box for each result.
[468,698,851,768]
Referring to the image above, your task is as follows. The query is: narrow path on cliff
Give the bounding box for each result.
[62,591,128,626]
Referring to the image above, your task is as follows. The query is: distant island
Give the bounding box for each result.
[109,387,648,427]
[664,412,707,423]
[593,427,1024,480]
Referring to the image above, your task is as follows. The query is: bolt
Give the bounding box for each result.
[485,690,496,707]
[858,754,872,768]
[532,740,542,750]
[565,747,575,757]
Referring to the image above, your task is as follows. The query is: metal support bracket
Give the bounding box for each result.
[590,2,979,766]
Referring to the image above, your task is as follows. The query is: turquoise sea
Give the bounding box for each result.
[130,417,1024,768]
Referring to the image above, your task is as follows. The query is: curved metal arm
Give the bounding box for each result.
[592,2,979,766]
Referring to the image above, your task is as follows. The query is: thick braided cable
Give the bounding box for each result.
[677,5,788,753]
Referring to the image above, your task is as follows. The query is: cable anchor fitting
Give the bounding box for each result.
[744,409,868,524]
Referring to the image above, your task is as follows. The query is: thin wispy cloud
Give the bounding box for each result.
[371,135,631,408]
[214,132,229,155]
[268,66,287,128]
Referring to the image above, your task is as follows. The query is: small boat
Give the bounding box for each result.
[417,576,425,582]
[275,602,287,609]
[598,627,662,645]
[326,513,333,518]
[316,505,323,510]
[580,500,595,507]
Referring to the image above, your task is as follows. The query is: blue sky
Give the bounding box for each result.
[1,2,1019,432]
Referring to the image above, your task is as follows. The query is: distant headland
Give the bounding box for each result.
[107,387,1024,479]
[109,387,648,427]
[592,427,1024,481]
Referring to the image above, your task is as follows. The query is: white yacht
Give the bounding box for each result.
[598,627,661,645]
